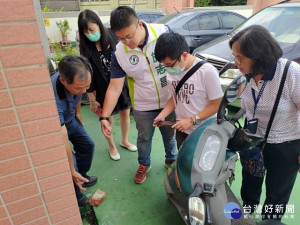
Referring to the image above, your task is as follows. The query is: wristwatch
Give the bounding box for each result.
[99,117,109,121]
[195,115,201,125]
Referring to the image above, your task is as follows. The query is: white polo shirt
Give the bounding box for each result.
[241,58,300,144]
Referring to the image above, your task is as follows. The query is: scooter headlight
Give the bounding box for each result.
[199,135,221,171]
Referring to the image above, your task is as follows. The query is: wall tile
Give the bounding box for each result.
[0,126,22,145]
[11,85,54,106]
[35,159,69,179]
[0,141,26,161]
[11,206,46,225]
[7,195,43,215]
[5,66,50,88]
[22,117,61,138]
[0,156,31,176]
[0,0,36,22]
[2,183,39,203]
[27,132,63,153]
[0,170,35,192]
[31,146,66,166]
[49,205,79,224]
[39,172,73,192]
[0,24,40,45]
[0,46,45,68]
[17,101,57,122]
[46,195,77,214]
[0,71,5,89]
[0,91,12,108]
[42,183,75,203]
[0,109,17,127]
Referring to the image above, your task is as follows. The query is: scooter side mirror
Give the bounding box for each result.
[226,75,247,103]
[217,75,247,123]
[188,183,205,225]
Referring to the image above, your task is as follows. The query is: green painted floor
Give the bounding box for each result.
[79,105,300,225]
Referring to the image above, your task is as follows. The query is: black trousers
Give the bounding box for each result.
[241,139,300,220]
[241,168,264,213]
[261,139,300,220]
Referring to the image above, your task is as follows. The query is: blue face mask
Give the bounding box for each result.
[85,31,101,42]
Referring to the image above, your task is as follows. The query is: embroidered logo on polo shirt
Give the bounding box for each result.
[129,55,139,65]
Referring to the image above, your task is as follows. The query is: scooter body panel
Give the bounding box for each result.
[176,118,217,195]
[177,119,235,195]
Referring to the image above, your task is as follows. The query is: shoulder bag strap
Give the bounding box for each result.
[265,60,291,139]
[175,61,207,97]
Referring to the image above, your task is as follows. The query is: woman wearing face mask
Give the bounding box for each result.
[153,33,223,148]
[78,9,137,160]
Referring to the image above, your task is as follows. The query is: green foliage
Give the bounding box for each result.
[53,42,63,62]
[210,0,247,6]
[65,45,79,56]
[52,42,79,63]
[56,19,71,36]
[42,1,64,12]
[194,0,246,6]
[194,0,211,7]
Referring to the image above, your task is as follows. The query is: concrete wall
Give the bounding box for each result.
[0,0,82,224]
[247,0,283,14]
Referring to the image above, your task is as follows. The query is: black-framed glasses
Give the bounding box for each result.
[164,56,181,68]
[118,22,139,43]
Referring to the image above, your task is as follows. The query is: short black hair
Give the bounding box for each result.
[229,25,282,76]
[58,55,92,84]
[110,6,138,32]
[154,32,189,62]
[78,9,112,58]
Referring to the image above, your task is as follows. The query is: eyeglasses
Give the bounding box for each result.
[118,22,139,43]
[230,54,245,65]
[164,57,181,68]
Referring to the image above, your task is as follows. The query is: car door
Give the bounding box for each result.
[184,12,223,52]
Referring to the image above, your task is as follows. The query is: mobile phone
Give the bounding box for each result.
[156,121,176,127]
[95,107,102,117]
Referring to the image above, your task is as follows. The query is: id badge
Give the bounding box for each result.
[247,118,258,134]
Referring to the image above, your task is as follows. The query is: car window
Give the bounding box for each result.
[232,7,300,44]
[150,14,163,22]
[220,12,245,29]
[186,17,200,31]
[198,13,220,30]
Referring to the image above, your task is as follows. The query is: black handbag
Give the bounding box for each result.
[228,60,291,152]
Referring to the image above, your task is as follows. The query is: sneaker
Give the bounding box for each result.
[164,160,176,169]
[82,175,98,187]
[77,193,89,207]
[134,164,151,184]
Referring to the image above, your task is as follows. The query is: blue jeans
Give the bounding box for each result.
[132,109,177,165]
[66,118,95,199]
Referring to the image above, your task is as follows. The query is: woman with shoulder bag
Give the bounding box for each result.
[229,25,300,220]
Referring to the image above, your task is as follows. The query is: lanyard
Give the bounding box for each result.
[251,81,266,118]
